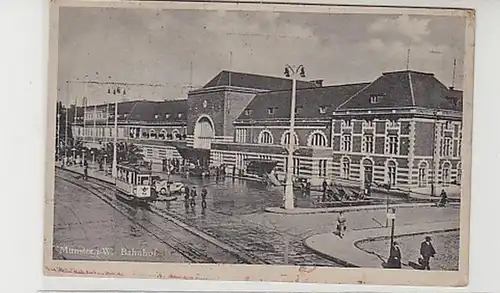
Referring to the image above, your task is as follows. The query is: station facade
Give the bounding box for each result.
[72,69,463,192]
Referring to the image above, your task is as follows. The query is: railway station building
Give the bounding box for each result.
[71,68,463,193]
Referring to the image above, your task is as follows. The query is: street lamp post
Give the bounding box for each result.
[56,113,61,158]
[387,207,396,265]
[112,100,118,178]
[283,64,306,210]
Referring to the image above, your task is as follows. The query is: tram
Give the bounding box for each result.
[114,162,154,204]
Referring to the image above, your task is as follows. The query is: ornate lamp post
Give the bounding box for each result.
[283,64,306,210]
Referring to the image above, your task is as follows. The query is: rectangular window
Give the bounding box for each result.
[364,134,374,153]
[388,135,398,155]
[235,129,247,143]
[370,94,384,104]
[443,137,452,156]
[341,134,352,152]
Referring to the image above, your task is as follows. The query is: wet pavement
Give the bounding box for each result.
[53,170,249,264]
[53,167,456,267]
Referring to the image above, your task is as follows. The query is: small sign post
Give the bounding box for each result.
[387,208,396,251]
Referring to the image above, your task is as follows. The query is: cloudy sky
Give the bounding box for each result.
[57,7,466,105]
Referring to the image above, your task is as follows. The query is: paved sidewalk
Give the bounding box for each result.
[265,201,460,214]
[304,220,459,268]
[60,165,115,184]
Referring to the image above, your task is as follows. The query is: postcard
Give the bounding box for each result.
[44,0,474,286]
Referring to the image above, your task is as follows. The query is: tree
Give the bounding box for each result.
[103,142,144,164]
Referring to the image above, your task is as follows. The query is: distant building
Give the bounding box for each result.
[72,100,188,170]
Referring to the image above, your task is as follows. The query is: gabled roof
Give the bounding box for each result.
[236,82,370,121]
[203,70,319,91]
[336,70,463,111]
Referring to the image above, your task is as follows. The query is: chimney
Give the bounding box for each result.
[312,79,323,87]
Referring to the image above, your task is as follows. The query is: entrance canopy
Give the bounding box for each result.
[245,159,278,176]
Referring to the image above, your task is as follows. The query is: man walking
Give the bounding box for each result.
[201,187,208,209]
[420,236,436,270]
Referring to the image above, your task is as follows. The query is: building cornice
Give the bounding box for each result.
[333,107,462,120]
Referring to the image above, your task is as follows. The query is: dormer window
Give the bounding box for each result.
[268,107,275,115]
[165,113,170,119]
[244,109,253,116]
[295,106,303,114]
[370,94,384,104]
[177,113,183,118]
[154,114,159,119]
[319,106,327,114]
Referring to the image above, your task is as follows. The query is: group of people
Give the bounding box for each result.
[322,179,368,202]
[181,185,208,209]
[387,236,437,270]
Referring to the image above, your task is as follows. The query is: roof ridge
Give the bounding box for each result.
[221,69,316,84]
[335,78,379,111]
[408,71,416,106]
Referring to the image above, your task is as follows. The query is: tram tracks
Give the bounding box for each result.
[55,169,255,264]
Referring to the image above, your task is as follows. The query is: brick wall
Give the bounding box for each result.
[224,91,257,137]
[187,91,225,136]
[414,120,434,156]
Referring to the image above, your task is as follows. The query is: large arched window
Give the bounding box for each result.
[418,161,428,187]
[159,129,167,140]
[386,160,397,186]
[258,130,274,144]
[172,129,180,140]
[149,129,157,139]
[341,157,350,179]
[308,131,328,147]
[281,131,299,146]
[442,161,451,186]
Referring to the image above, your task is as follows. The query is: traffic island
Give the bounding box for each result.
[265,201,460,215]
[303,220,459,268]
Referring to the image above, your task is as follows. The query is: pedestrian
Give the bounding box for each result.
[420,236,436,270]
[438,189,448,207]
[83,164,88,180]
[388,241,402,268]
[183,186,190,208]
[336,211,347,238]
[201,187,208,209]
[190,188,197,207]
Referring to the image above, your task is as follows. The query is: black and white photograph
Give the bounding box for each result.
[44,0,474,286]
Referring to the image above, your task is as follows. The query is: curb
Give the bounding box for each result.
[354,228,460,247]
[353,227,460,268]
[304,227,459,269]
[265,202,460,215]
[302,238,360,268]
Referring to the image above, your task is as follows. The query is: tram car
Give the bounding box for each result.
[114,162,155,205]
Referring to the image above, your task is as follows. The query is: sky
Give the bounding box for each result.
[57,7,466,106]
